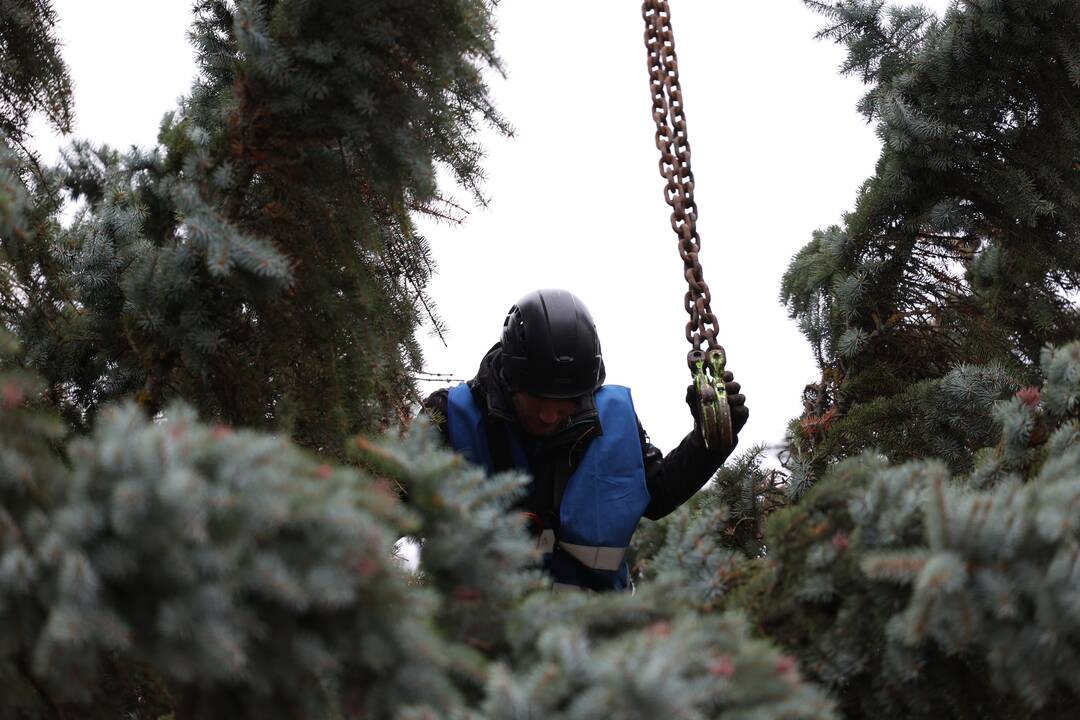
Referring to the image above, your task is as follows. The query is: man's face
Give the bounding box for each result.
[511,391,579,436]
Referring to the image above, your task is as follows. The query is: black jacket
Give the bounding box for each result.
[421,344,735,523]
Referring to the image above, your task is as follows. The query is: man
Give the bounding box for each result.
[422,289,748,591]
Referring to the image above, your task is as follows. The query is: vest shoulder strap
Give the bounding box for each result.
[447,383,527,474]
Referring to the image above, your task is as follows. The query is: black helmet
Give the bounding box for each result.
[500,289,603,398]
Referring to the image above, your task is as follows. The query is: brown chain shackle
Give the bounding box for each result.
[642,0,733,451]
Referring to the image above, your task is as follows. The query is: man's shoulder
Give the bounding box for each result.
[422,381,486,421]
[597,383,634,394]
[422,386,451,413]
[595,384,637,408]
[595,384,649,449]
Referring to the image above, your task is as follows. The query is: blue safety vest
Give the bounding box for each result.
[447,383,650,591]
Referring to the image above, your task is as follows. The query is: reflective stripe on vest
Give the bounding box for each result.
[446,383,650,588]
[558,541,626,572]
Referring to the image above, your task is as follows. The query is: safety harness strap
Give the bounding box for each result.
[537,529,556,554]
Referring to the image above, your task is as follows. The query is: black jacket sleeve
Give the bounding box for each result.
[639,419,734,520]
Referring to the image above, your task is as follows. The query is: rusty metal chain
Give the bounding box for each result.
[642,0,733,451]
[642,0,719,351]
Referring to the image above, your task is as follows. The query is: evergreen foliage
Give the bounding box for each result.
[0,387,837,718]
[782,0,1080,481]
[0,0,71,147]
[786,361,1018,492]
[1,5,837,716]
[631,445,785,576]
[735,341,1080,718]
[12,0,509,455]
[731,3,1080,715]
[7,0,1080,718]
[488,591,834,720]
[0,385,520,717]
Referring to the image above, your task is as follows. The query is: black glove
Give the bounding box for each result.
[686,370,748,450]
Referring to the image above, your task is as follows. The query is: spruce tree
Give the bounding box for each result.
[780,0,1080,487]
[726,340,1080,719]
[15,0,511,455]
[723,0,1080,715]
[10,0,1080,718]
[0,0,71,151]
[2,1,835,718]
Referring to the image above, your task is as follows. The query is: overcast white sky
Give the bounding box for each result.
[30,1,952,458]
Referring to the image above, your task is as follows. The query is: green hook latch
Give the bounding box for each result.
[688,347,733,451]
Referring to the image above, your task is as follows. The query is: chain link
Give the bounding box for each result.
[642,0,719,351]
